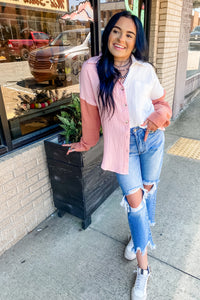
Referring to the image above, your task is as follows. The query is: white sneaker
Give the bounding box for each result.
[131,266,150,300]
[124,238,136,260]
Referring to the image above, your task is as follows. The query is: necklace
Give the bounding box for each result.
[119,70,129,80]
[114,58,131,69]
[116,67,130,72]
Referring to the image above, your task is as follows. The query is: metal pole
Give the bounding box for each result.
[90,0,101,56]
[0,86,13,151]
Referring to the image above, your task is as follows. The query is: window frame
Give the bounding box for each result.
[0,87,12,154]
[0,0,100,156]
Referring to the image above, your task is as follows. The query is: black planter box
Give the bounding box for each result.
[44,135,118,229]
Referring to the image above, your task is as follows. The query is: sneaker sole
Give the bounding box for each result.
[131,290,147,300]
[124,249,136,261]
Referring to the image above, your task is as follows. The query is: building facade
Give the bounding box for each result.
[0,0,199,255]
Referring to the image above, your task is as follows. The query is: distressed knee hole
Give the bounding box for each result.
[126,188,143,209]
[143,182,157,194]
[120,187,147,213]
[121,195,145,213]
[127,187,141,195]
[129,199,144,212]
[144,184,153,192]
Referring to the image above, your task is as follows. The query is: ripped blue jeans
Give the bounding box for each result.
[116,127,165,255]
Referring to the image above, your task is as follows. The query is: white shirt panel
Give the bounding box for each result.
[124,58,164,128]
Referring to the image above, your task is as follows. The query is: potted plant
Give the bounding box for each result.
[56,94,82,144]
[9,88,69,139]
[44,95,118,229]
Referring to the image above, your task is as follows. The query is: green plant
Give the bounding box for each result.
[57,94,103,144]
[57,94,82,143]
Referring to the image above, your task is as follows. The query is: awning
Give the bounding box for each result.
[61,1,93,22]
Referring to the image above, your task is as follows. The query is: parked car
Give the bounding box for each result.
[7,31,50,61]
[189,26,200,49]
[28,29,90,84]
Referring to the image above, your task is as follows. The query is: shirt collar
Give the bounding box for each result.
[131,55,147,67]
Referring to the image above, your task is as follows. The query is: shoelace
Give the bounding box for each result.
[133,269,150,291]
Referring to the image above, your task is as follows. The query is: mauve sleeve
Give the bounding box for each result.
[147,91,172,128]
[79,99,101,150]
[69,60,101,152]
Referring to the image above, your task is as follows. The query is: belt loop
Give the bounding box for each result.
[131,127,140,134]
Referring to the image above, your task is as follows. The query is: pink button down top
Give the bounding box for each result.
[77,55,172,175]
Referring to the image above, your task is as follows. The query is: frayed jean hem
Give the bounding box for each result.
[133,241,156,256]
[121,196,156,254]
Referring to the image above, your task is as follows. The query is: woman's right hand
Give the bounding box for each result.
[62,142,86,155]
[142,120,158,142]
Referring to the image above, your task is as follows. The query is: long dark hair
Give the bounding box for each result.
[97,11,149,117]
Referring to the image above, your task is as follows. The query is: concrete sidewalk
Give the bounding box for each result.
[0,94,200,300]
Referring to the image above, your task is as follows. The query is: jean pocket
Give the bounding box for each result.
[148,130,157,134]
[147,129,165,150]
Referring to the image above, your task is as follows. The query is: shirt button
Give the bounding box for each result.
[125,121,129,124]
[121,87,124,91]
[124,104,127,107]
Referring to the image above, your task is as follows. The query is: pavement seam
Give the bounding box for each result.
[90,226,200,282]
[148,254,200,281]
[165,132,200,142]
[90,226,126,246]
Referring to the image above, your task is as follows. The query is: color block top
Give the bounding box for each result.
[74,55,172,174]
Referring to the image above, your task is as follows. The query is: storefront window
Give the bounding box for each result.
[0,0,93,144]
[100,0,149,40]
[187,2,200,78]
[100,0,124,29]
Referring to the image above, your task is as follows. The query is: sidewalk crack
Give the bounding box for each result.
[148,254,200,281]
[90,226,200,282]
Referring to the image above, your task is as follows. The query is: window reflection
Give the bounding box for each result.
[32,32,50,40]
[187,5,200,78]
[100,0,125,29]
[29,28,90,83]
[100,0,147,31]
[0,0,92,140]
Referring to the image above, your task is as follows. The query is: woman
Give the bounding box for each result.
[64,11,172,300]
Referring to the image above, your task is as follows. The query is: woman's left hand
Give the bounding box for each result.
[142,120,158,142]
[62,142,86,155]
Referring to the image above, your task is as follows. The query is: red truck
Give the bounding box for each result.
[7,31,50,61]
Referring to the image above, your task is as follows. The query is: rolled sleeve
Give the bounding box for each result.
[148,91,172,128]
[80,98,101,150]
[79,60,101,150]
